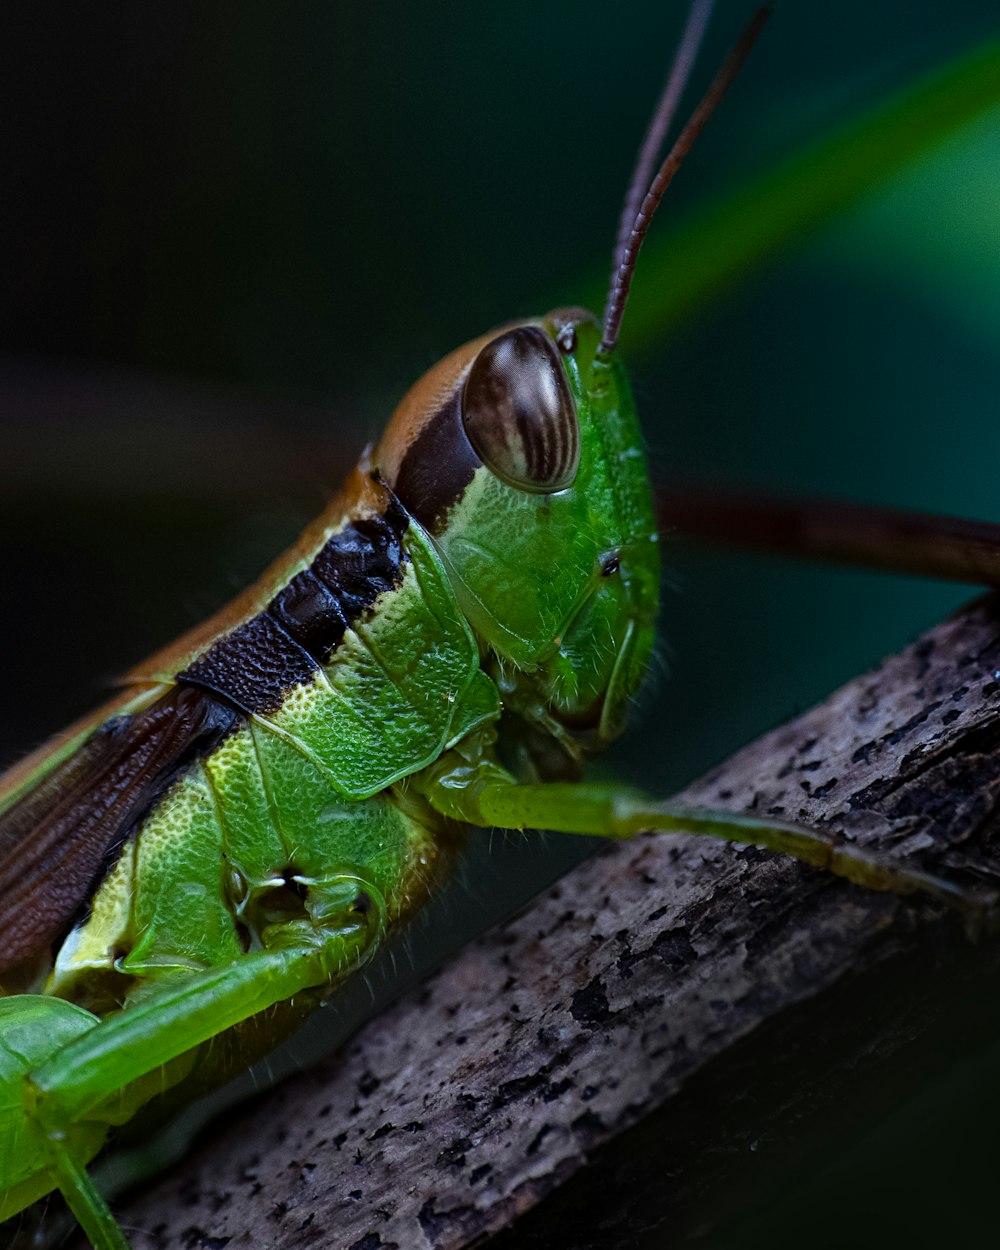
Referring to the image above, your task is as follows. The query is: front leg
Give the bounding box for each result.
[420,754,987,914]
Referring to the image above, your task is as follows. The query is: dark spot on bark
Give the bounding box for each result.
[470,1163,493,1184]
[358,1071,380,1097]
[857,686,878,715]
[570,978,610,1026]
[653,927,697,969]
[348,1233,385,1250]
[885,702,942,747]
[813,778,838,799]
[419,1197,476,1241]
[438,1137,471,1168]
[370,1123,395,1140]
[526,1124,553,1156]
[494,1073,547,1109]
[617,940,640,980]
[543,1077,574,1102]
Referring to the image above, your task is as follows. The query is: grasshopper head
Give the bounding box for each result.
[377,6,765,752]
[377,308,659,746]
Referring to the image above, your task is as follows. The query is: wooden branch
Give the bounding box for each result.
[113,596,1000,1250]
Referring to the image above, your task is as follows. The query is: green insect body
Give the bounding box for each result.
[0,8,973,1245]
[0,308,664,1246]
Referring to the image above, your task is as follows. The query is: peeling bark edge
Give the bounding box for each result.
[109,596,1000,1250]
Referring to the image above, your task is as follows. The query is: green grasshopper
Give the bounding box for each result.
[0,7,989,1248]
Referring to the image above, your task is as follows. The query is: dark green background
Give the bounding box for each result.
[1,2,999,1246]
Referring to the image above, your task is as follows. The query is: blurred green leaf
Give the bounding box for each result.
[815,108,1000,350]
[571,32,1000,354]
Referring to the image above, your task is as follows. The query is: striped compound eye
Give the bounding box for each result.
[461,326,580,493]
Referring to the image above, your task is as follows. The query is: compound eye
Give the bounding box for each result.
[461,326,580,493]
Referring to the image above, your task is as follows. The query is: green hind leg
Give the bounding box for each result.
[47,1146,131,1250]
[423,760,985,913]
[24,875,381,1250]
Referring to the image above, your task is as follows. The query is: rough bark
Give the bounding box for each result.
[109,596,1000,1249]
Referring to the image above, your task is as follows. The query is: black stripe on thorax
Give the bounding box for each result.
[178,496,409,715]
[392,391,481,535]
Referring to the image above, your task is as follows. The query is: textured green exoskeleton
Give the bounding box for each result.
[0,11,970,1248]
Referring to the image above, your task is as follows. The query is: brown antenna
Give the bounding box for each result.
[599,5,770,359]
[609,0,717,283]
